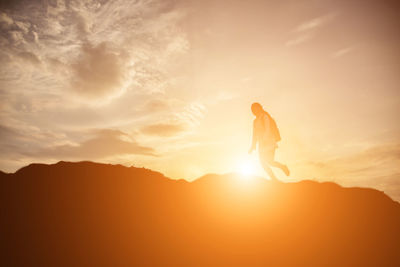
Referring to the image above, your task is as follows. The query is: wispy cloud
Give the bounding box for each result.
[0,0,191,170]
[286,13,337,47]
[36,129,156,159]
[0,0,188,100]
[173,102,207,126]
[304,143,400,201]
[141,123,186,137]
[331,46,355,58]
[285,33,313,47]
[295,13,336,33]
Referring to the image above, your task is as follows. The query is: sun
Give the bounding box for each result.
[238,158,257,177]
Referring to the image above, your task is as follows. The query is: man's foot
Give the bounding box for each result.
[282,165,290,176]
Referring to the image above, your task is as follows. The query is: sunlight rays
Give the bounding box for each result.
[237,156,259,177]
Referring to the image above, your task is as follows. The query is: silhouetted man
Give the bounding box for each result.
[249,102,290,181]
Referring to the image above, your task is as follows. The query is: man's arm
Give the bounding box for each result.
[249,120,258,154]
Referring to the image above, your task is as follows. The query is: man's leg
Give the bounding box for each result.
[269,161,290,176]
[260,160,278,181]
[259,148,279,181]
[266,147,290,176]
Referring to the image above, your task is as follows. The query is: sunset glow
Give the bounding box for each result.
[0,0,399,201]
[238,158,258,177]
[1,1,400,265]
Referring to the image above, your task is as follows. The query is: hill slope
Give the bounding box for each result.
[1,161,400,266]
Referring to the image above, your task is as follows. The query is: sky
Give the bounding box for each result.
[0,0,399,200]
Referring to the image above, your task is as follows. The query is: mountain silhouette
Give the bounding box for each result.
[1,161,400,266]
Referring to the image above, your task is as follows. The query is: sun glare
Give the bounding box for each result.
[238,158,257,177]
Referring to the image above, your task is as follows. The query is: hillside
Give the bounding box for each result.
[1,161,400,266]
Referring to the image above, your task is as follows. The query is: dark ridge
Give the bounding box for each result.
[1,161,400,266]
[14,160,165,178]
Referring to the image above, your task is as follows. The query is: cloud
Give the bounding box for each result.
[0,0,197,174]
[304,143,400,201]
[18,51,41,65]
[37,129,156,159]
[8,30,25,45]
[0,123,49,173]
[15,20,30,34]
[286,13,337,47]
[285,33,312,47]
[141,123,186,137]
[0,120,157,172]
[0,0,188,100]
[0,11,13,26]
[173,102,206,126]
[70,42,129,98]
[295,13,336,33]
[308,143,400,178]
[331,46,354,58]
[139,98,172,114]
[0,124,24,154]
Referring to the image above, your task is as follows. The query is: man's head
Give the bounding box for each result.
[251,102,264,117]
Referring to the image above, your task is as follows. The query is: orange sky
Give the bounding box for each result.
[0,0,399,200]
